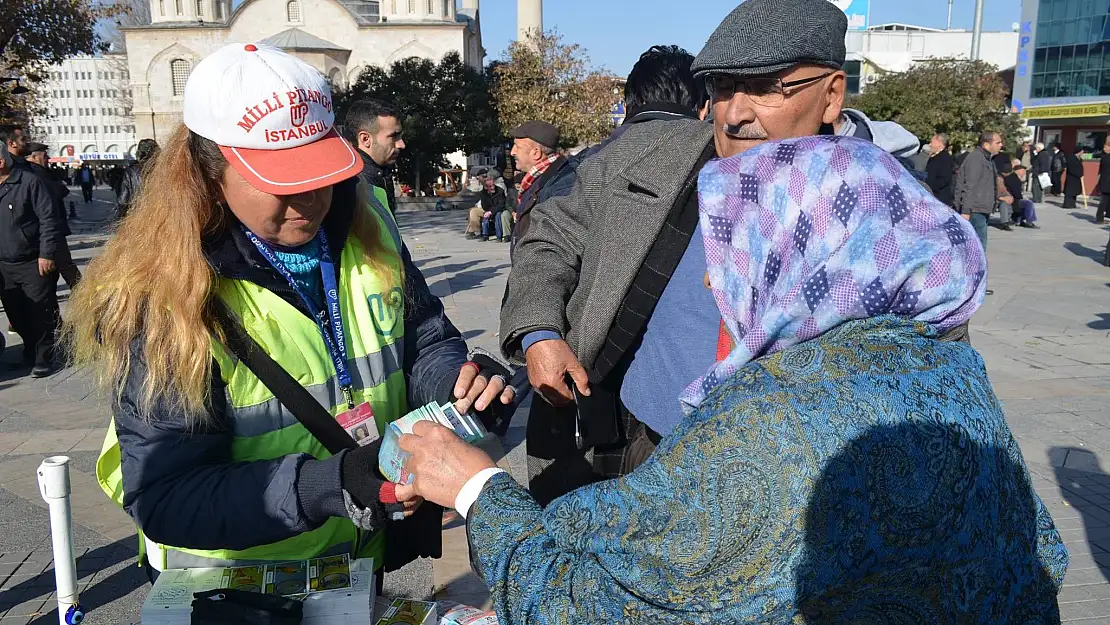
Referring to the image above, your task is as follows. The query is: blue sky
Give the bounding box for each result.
[477,0,1022,75]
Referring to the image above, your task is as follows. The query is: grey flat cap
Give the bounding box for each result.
[510,121,559,149]
[692,0,847,79]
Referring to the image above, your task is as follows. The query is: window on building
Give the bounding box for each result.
[196,0,204,16]
[427,0,433,13]
[160,0,165,14]
[1033,0,1110,97]
[64,72,68,80]
[175,0,183,14]
[442,0,449,15]
[844,60,862,95]
[287,0,301,21]
[99,90,104,98]
[170,59,191,96]
[215,1,224,19]
[123,71,129,80]
[390,0,396,12]
[407,0,415,13]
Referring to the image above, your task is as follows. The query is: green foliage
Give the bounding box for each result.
[493,30,619,148]
[334,51,500,189]
[1,0,117,122]
[849,59,1025,152]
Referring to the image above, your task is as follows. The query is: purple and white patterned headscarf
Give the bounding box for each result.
[680,135,986,412]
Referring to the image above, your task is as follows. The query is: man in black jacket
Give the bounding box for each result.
[0,143,63,377]
[24,143,80,289]
[477,177,508,242]
[1063,146,1087,209]
[1097,139,1110,224]
[117,138,159,220]
[925,133,956,207]
[1051,143,1066,196]
[342,99,405,213]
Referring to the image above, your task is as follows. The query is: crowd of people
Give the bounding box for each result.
[2,0,1099,621]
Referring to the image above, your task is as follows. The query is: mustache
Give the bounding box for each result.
[723,123,768,140]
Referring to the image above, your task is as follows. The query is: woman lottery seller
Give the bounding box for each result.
[65,43,515,591]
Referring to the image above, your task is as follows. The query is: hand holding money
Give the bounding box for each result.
[396,420,496,510]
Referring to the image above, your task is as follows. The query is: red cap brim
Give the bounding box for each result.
[220,129,363,195]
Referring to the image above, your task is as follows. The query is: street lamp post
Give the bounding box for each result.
[970,0,985,60]
[947,0,955,31]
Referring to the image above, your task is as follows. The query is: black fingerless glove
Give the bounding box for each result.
[340,439,405,528]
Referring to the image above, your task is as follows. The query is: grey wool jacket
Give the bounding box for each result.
[500,118,715,366]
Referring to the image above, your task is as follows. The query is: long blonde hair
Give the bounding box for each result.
[63,125,398,424]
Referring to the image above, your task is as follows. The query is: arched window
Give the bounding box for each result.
[170,59,191,96]
[287,0,301,22]
[328,68,342,87]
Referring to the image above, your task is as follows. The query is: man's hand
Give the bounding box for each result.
[37,258,55,276]
[525,339,589,406]
[453,363,515,414]
[399,421,496,509]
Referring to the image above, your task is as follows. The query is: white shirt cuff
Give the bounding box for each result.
[454,468,506,519]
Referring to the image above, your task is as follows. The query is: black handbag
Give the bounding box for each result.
[191,589,303,625]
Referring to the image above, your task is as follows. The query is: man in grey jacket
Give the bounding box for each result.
[501,0,855,504]
[956,132,1002,251]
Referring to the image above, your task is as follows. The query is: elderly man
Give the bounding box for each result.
[497,0,852,504]
[507,121,563,251]
[1032,141,1050,203]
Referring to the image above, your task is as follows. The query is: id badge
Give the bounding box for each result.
[336,402,379,446]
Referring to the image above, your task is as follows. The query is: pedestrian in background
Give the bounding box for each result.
[1020,141,1033,190]
[925,133,955,208]
[956,132,1002,258]
[1051,143,1066,196]
[343,99,405,214]
[24,143,80,289]
[1063,146,1086,209]
[116,138,159,219]
[0,143,63,377]
[1096,139,1110,225]
[1003,162,1038,229]
[478,176,508,242]
[77,164,94,203]
[508,121,564,250]
[1032,141,1050,204]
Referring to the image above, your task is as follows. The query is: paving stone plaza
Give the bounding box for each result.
[0,188,1108,622]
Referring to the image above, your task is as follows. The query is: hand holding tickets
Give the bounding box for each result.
[378,402,487,484]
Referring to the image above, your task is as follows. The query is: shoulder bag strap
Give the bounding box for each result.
[213,302,357,455]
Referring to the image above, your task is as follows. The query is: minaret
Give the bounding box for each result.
[517,0,542,41]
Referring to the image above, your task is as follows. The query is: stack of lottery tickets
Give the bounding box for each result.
[378,401,487,484]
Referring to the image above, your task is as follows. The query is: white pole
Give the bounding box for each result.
[971,0,985,59]
[947,0,955,30]
[37,456,85,625]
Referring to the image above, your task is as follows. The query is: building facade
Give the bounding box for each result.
[122,0,482,142]
[1014,0,1109,191]
[845,23,1020,94]
[30,55,139,163]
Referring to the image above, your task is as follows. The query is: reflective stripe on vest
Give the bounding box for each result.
[96,193,406,571]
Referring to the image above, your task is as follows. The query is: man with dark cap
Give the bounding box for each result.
[20,143,79,290]
[0,142,64,377]
[508,120,564,250]
[501,0,853,505]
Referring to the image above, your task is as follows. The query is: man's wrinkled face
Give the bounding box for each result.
[709,64,846,159]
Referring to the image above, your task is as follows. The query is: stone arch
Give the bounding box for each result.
[385,38,437,65]
[328,67,343,87]
[144,42,200,87]
[82,145,98,154]
[105,144,121,153]
[126,144,139,157]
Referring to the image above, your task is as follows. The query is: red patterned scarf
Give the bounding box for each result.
[520,153,561,193]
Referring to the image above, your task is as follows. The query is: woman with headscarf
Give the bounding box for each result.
[398,136,1069,623]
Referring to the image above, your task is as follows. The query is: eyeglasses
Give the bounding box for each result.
[704,72,836,108]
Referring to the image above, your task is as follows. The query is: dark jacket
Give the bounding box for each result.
[955,147,998,215]
[116,161,144,218]
[1099,151,1110,194]
[19,160,71,236]
[112,177,468,567]
[1051,150,1066,174]
[1065,153,1085,196]
[1034,149,1052,176]
[356,151,397,213]
[925,150,956,207]
[0,168,62,262]
[1003,172,1024,202]
[479,186,507,216]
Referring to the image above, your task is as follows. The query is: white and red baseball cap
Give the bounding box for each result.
[183,42,362,195]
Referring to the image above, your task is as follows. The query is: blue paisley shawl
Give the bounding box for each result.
[467,137,1067,623]
[468,318,1069,624]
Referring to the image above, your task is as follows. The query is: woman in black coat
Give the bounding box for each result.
[1063,147,1087,209]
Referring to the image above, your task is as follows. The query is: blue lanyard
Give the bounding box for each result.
[243,227,355,408]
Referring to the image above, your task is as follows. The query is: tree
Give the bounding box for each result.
[334,51,500,192]
[849,59,1024,153]
[493,30,619,148]
[1,0,120,121]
